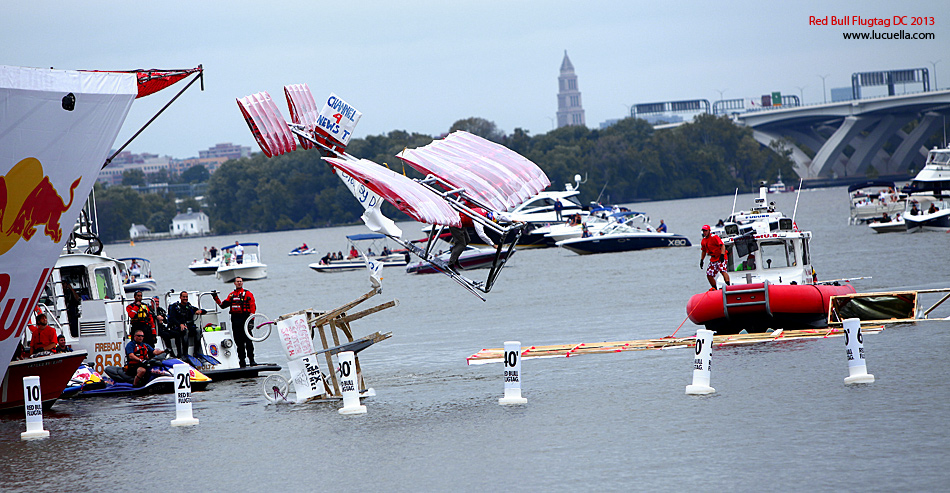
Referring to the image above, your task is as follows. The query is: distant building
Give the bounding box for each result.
[170,208,210,236]
[129,223,150,239]
[556,51,586,128]
[200,143,252,160]
[98,153,172,186]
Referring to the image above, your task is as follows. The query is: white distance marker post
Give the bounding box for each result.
[499,341,527,405]
[686,329,716,395]
[338,351,366,415]
[21,376,49,440]
[171,364,199,426]
[843,318,875,385]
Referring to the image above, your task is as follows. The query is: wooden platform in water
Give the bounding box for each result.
[466,326,885,365]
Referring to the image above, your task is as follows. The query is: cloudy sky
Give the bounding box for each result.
[5,0,947,158]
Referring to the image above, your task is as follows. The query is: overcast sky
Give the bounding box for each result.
[5,0,948,159]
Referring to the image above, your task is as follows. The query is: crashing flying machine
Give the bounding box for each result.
[236,85,551,300]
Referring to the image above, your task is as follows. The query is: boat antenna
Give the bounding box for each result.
[595,179,609,204]
[791,178,804,223]
[730,188,738,217]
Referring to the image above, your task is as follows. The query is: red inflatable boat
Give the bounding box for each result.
[686,281,856,334]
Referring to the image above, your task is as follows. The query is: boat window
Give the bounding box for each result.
[801,238,809,265]
[758,241,795,269]
[93,267,116,300]
[61,267,91,301]
[929,151,950,165]
[565,196,582,207]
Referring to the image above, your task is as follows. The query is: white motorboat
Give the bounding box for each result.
[216,242,267,282]
[118,257,157,293]
[555,214,691,255]
[767,172,794,193]
[543,208,644,244]
[309,234,408,272]
[869,216,906,233]
[902,147,950,233]
[848,180,906,224]
[188,257,220,275]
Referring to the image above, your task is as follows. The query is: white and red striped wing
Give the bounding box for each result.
[325,157,462,227]
[397,131,550,210]
[236,92,296,157]
[284,83,319,150]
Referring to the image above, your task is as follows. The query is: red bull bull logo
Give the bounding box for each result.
[0,157,81,256]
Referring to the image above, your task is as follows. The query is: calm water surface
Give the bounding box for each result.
[1,187,948,491]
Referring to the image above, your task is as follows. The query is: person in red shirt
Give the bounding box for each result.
[700,225,731,290]
[212,277,257,367]
[126,291,156,346]
[29,313,58,355]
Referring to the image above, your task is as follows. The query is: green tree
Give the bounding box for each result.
[180,165,210,184]
[121,169,146,186]
[449,117,505,143]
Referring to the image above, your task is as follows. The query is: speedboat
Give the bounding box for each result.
[685,183,856,334]
[216,242,268,282]
[848,180,906,224]
[767,172,794,193]
[118,257,158,292]
[555,214,691,255]
[465,174,587,248]
[406,245,515,274]
[868,216,906,233]
[902,147,950,232]
[309,233,408,272]
[188,256,220,275]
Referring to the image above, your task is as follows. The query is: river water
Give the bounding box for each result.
[1,186,948,491]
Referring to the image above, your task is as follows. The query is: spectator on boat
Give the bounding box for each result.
[321,252,332,265]
[28,313,57,356]
[700,224,730,290]
[581,224,592,238]
[209,245,218,259]
[928,203,939,214]
[910,202,920,215]
[382,246,391,256]
[54,335,72,353]
[63,281,81,338]
[367,247,376,257]
[234,241,245,264]
[223,249,233,265]
[656,220,667,233]
[129,260,141,282]
[716,219,725,227]
[126,291,157,346]
[168,291,207,360]
[737,252,756,271]
[554,199,564,221]
[125,328,163,387]
[212,278,257,368]
[348,246,359,259]
[337,251,344,260]
[151,296,172,356]
[881,212,891,223]
[203,247,210,261]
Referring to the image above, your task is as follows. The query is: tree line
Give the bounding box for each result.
[94,115,794,242]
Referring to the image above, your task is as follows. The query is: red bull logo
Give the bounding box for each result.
[0,157,81,256]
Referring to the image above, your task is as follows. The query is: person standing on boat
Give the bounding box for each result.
[63,280,81,338]
[554,199,563,222]
[209,246,218,259]
[212,278,257,368]
[152,296,172,356]
[126,291,157,346]
[234,241,245,264]
[167,291,207,359]
[700,224,730,290]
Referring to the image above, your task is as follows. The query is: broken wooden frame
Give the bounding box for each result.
[274,287,395,399]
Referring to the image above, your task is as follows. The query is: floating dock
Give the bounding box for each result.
[466,326,885,365]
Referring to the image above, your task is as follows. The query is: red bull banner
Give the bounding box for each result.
[0,66,137,376]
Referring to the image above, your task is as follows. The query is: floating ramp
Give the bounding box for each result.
[467,326,885,365]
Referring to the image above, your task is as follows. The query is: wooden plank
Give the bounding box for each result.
[339,300,398,325]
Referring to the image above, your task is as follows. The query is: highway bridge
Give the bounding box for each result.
[736,89,950,180]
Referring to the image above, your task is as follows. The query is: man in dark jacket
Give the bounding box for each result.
[167,291,206,359]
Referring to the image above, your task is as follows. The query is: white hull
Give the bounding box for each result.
[310,254,407,272]
[868,219,906,233]
[189,258,220,275]
[123,278,157,292]
[216,263,267,282]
